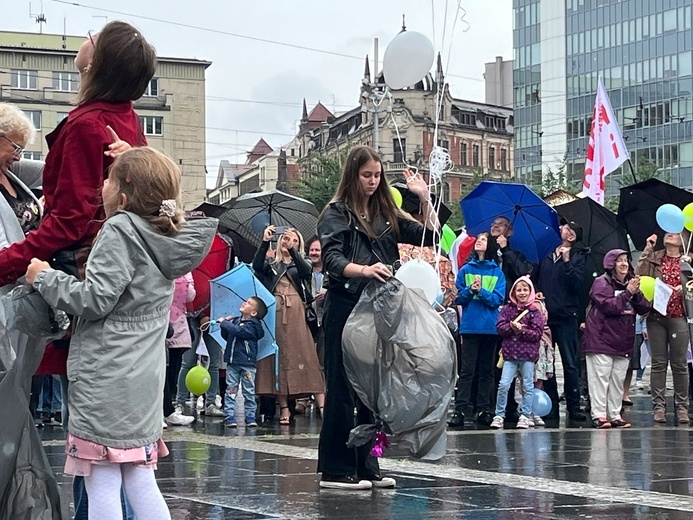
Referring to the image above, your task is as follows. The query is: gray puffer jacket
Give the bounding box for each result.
[33,211,217,448]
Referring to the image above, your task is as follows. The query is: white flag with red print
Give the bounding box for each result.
[582,76,629,205]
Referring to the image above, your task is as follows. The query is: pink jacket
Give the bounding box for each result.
[166,273,196,349]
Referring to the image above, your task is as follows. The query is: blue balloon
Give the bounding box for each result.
[250,211,271,233]
[532,388,552,417]
[656,204,685,233]
[435,289,444,305]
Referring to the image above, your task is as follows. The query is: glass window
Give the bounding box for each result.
[679,51,692,77]
[461,142,468,166]
[144,78,159,97]
[10,70,37,89]
[663,9,676,33]
[139,116,163,135]
[23,110,41,129]
[393,138,405,163]
[56,112,69,124]
[489,147,496,170]
[681,142,693,165]
[52,71,78,92]
[500,148,508,171]
[473,144,480,167]
[22,151,41,160]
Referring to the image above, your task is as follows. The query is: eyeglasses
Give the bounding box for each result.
[1,135,24,156]
[87,30,95,47]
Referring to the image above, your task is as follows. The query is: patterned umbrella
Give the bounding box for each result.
[219,190,319,247]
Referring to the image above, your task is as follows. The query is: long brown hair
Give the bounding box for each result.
[76,21,157,105]
[105,147,185,236]
[331,145,401,237]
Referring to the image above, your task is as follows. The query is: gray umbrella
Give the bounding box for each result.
[219,190,319,247]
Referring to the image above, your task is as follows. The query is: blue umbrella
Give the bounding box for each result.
[461,181,561,263]
[208,263,278,362]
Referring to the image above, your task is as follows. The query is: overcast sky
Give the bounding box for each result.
[5,0,513,187]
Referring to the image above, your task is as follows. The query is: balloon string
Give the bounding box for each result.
[686,232,692,257]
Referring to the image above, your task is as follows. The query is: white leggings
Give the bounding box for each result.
[83,463,170,520]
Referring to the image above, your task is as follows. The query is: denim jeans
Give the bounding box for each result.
[72,476,135,520]
[176,325,221,405]
[494,360,535,418]
[224,365,257,420]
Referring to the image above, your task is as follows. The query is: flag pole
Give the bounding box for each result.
[626,158,637,184]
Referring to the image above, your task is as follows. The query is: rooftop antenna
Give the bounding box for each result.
[29,1,47,34]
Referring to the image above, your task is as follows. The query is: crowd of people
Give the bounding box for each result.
[1,20,692,518]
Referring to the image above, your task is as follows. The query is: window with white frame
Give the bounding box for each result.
[144,78,159,97]
[56,112,69,124]
[52,71,79,92]
[139,116,163,135]
[11,70,37,89]
[22,151,41,160]
[23,110,41,129]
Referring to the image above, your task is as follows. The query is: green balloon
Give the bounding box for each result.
[186,364,211,395]
[440,224,456,253]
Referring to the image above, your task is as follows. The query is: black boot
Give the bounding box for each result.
[448,411,465,429]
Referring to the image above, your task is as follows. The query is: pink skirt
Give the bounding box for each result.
[64,433,169,477]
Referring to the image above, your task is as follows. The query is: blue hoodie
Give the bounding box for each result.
[220,317,265,368]
[455,258,506,335]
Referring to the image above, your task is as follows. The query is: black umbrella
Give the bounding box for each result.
[618,179,693,251]
[219,190,319,247]
[556,197,630,321]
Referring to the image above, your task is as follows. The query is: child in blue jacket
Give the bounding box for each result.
[219,296,267,427]
[450,232,506,427]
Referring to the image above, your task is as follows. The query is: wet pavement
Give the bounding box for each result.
[39,386,693,519]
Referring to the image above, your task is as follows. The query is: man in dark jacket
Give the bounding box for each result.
[532,219,587,421]
[491,216,535,299]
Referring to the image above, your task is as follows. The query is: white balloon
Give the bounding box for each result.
[395,259,439,304]
[383,30,435,90]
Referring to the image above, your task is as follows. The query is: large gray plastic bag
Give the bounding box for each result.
[342,277,456,460]
[0,284,70,520]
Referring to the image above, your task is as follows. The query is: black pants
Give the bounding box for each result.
[455,334,497,414]
[317,291,379,478]
[544,319,582,412]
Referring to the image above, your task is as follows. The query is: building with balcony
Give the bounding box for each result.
[513,0,693,192]
[294,55,514,204]
[0,30,211,208]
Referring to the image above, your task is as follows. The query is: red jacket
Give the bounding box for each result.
[0,100,146,285]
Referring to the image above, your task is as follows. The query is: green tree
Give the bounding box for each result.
[294,153,344,212]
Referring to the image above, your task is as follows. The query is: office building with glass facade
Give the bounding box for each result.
[514,0,693,192]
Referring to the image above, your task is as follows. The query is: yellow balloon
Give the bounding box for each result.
[684,203,693,232]
[640,275,656,301]
[390,187,403,208]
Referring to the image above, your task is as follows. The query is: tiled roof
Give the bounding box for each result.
[307,102,334,122]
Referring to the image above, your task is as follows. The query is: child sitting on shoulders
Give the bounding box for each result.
[491,276,546,429]
[218,296,267,428]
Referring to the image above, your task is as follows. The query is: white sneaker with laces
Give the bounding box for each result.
[636,380,644,390]
[204,404,225,417]
[166,409,195,426]
[214,395,222,409]
[490,415,504,429]
[533,414,545,427]
[517,415,531,429]
[196,396,204,410]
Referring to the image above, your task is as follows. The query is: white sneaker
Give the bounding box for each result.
[165,410,195,426]
[490,415,504,429]
[196,396,204,410]
[162,420,168,429]
[533,414,545,427]
[636,380,644,390]
[367,475,396,488]
[517,415,531,429]
[319,475,373,490]
[214,394,222,409]
[204,404,225,417]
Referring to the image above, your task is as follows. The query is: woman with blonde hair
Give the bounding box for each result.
[253,225,325,425]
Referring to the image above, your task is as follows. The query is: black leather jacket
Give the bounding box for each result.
[252,240,313,302]
[317,201,435,294]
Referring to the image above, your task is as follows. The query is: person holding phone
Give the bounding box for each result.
[252,225,325,425]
